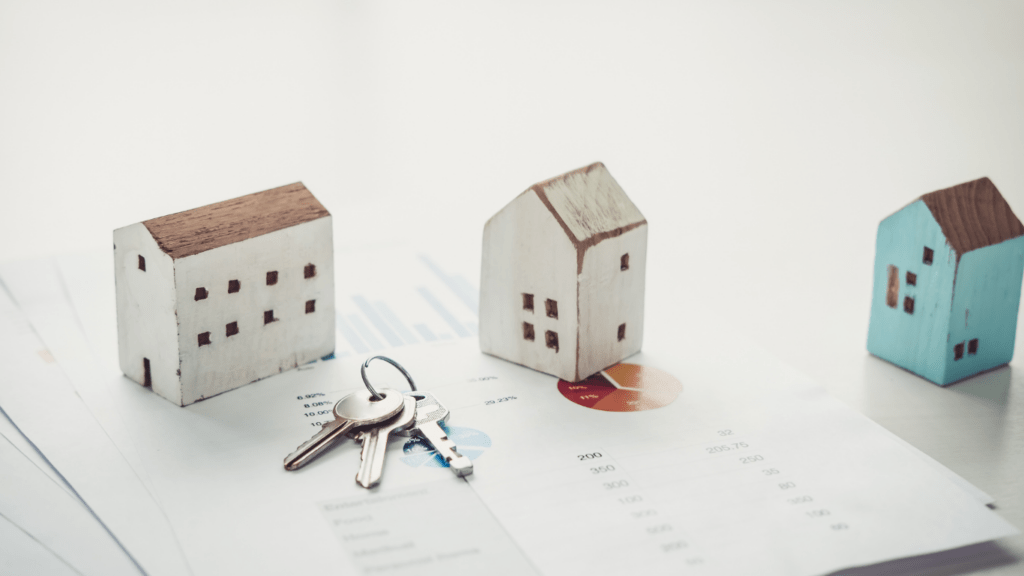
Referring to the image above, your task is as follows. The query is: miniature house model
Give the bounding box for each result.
[113,183,335,406]
[867,177,1024,385]
[480,162,647,382]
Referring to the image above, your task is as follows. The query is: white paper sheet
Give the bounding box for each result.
[0,432,141,576]
[34,247,1015,576]
[0,406,76,499]
[0,288,193,576]
[0,512,80,576]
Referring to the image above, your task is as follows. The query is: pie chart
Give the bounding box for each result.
[558,363,682,412]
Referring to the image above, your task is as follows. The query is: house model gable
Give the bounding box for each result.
[868,177,1024,385]
[480,162,648,382]
[114,182,335,406]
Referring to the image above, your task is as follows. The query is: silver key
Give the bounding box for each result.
[284,388,404,471]
[354,395,417,488]
[402,392,473,477]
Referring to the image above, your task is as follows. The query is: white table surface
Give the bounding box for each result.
[1,1,1021,574]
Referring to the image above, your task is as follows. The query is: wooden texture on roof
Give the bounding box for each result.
[921,177,1024,255]
[142,183,330,259]
[530,162,646,245]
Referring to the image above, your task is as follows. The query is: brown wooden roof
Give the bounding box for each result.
[920,177,1023,255]
[143,182,330,259]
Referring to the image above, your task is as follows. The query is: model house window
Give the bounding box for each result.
[304,264,316,279]
[903,297,914,315]
[143,358,151,387]
[194,287,208,301]
[305,300,315,314]
[546,299,558,319]
[523,293,534,312]
[545,330,559,352]
[923,247,934,265]
[906,271,916,286]
[267,271,278,285]
[264,310,276,324]
[138,255,146,271]
[523,322,535,341]
[621,254,629,271]
[886,265,899,308]
[954,342,965,360]
[968,338,979,355]
[226,321,239,337]
[228,279,240,293]
[618,323,626,341]
[198,332,211,347]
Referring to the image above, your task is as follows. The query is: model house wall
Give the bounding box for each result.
[480,162,647,382]
[867,177,1024,385]
[114,182,335,406]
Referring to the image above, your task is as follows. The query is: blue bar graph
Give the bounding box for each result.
[376,301,418,345]
[336,313,369,354]
[352,296,403,347]
[348,314,384,350]
[417,287,470,338]
[419,255,478,314]
[414,323,436,342]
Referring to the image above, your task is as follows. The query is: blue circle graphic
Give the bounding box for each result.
[400,424,491,468]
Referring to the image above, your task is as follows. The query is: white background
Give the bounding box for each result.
[1,1,1022,573]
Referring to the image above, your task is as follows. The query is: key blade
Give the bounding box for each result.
[354,397,417,489]
[284,419,355,470]
[418,421,474,478]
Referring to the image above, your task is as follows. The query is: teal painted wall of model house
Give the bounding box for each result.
[944,236,1024,383]
[868,200,955,384]
[867,200,1024,385]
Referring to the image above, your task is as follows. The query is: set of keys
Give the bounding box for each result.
[283,356,473,488]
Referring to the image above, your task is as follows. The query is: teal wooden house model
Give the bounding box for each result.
[867,177,1024,385]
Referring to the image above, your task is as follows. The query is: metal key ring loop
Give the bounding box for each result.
[360,356,417,401]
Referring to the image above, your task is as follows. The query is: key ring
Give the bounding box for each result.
[361,356,417,401]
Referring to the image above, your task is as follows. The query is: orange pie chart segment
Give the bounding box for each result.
[557,364,682,412]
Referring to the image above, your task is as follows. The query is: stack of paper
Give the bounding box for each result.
[0,245,1016,576]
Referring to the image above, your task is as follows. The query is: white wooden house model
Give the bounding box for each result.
[480,162,647,382]
[113,183,335,406]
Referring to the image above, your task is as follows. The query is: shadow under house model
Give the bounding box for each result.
[113,183,335,406]
[867,177,1024,386]
[480,162,647,382]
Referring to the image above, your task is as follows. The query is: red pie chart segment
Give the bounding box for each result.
[557,364,682,412]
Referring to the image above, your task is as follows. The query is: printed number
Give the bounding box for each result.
[661,540,688,552]
[761,468,780,476]
[578,453,603,461]
[778,482,796,490]
[706,442,748,453]
[304,411,331,417]
[604,480,629,490]
[685,558,705,566]
[646,524,673,534]
[831,523,849,531]
[717,429,734,436]
[619,495,643,504]
[806,509,831,517]
[631,509,657,519]
[310,421,324,427]
[740,455,764,464]
[787,496,813,504]
[590,465,617,474]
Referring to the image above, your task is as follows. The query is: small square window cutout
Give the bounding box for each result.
[267,271,278,285]
[198,332,211,347]
[523,293,534,311]
[264,310,276,324]
[194,287,208,301]
[305,300,315,314]
[904,297,914,314]
[545,299,558,319]
[968,338,978,355]
[138,255,146,271]
[545,330,559,352]
[618,323,626,341]
[906,271,916,286]
[954,342,965,360]
[228,279,240,293]
[923,247,934,265]
[523,322,535,341]
[620,254,629,271]
[304,264,316,279]
[226,321,238,337]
